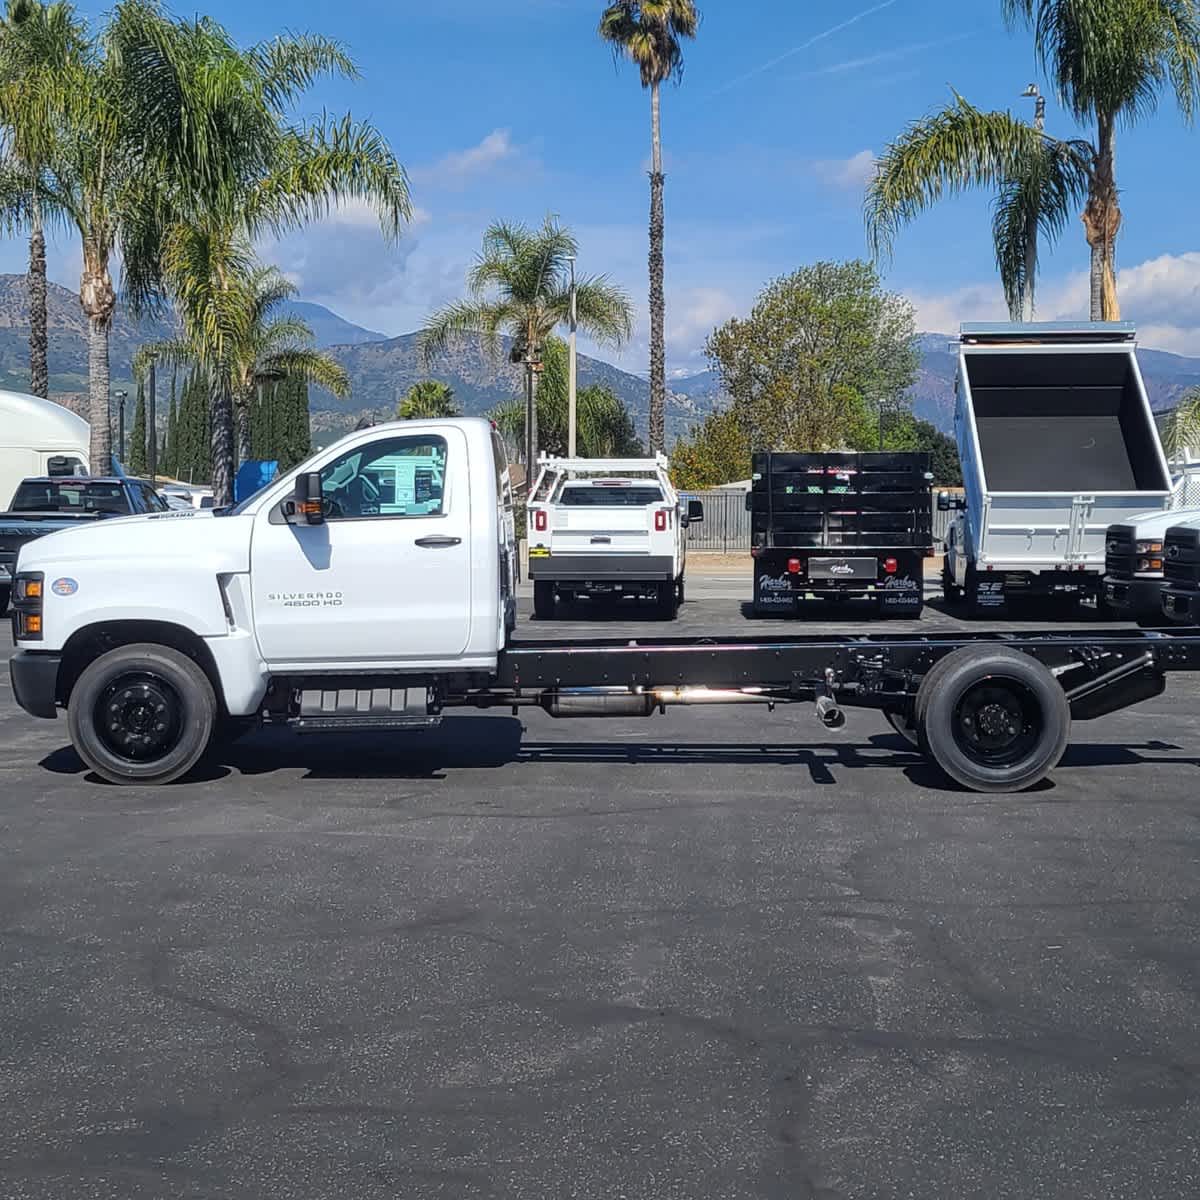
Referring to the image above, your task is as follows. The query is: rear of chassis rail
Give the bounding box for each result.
[466,627,1200,792]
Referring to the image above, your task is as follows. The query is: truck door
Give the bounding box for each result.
[249,429,472,665]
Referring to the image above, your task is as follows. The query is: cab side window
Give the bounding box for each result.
[320,435,449,520]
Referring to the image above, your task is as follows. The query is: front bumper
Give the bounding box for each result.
[9,650,61,718]
[1104,575,1164,618]
[528,553,676,582]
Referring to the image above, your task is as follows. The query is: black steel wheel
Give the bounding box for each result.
[533,580,556,620]
[67,643,216,784]
[915,646,1070,793]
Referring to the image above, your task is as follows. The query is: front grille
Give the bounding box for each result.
[1104,524,1136,580]
[1164,526,1200,587]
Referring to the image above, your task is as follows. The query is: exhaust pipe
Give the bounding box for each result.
[815,695,846,730]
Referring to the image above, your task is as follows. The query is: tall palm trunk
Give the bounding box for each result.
[236,388,253,466]
[1083,115,1121,321]
[28,195,48,399]
[210,367,235,507]
[80,243,115,472]
[524,358,539,482]
[647,78,666,455]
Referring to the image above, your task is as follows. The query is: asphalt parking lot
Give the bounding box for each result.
[3,591,1200,1199]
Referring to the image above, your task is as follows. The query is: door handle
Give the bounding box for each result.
[414,535,462,548]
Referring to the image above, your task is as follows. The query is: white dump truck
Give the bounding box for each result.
[941,323,1172,616]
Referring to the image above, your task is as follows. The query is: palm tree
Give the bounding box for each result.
[420,217,633,475]
[1162,388,1200,461]
[1003,0,1200,319]
[0,0,86,399]
[599,0,699,453]
[139,263,350,469]
[398,380,459,419]
[866,92,1092,320]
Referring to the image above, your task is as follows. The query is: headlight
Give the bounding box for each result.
[1138,558,1164,573]
[1136,540,1163,554]
[12,570,44,641]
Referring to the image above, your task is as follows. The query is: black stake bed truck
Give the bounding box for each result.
[749,451,934,618]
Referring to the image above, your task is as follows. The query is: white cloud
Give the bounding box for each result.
[411,129,523,188]
[904,250,1200,355]
[813,149,876,192]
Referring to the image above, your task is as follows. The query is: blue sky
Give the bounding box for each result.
[12,0,1200,373]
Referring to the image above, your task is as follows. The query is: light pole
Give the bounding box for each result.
[112,389,127,468]
[1019,83,1046,322]
[567,255,578,458]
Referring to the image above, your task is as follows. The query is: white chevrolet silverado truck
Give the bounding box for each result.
[11,418,1200,795]
[526,454,702,619]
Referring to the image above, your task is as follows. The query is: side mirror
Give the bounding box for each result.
[744,493,753,513]
[686,499,704,524]
[285,471,325,525]
[937,491,951,513]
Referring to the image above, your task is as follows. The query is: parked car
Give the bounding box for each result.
[526,453,701,619]
[0,475,167,611]
[942,322,1172,616]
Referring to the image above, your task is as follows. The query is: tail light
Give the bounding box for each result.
[787,558,802,575]
[654,509,668,532]
[534,509,547,533]
[883,557,898,575]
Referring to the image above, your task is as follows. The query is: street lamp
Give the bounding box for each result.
[1021,82,1046,132]
[567,255,578,458]
[112,389,128,468]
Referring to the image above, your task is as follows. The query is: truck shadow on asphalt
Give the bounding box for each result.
[36,717,1195,794]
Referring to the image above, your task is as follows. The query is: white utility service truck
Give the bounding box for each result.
[526,454,702,619]
[10,418,1200,794]
[942,323,1172,616]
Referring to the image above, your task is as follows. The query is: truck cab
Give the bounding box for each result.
[526,455,700,620]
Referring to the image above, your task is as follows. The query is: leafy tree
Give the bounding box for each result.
[398,379,459,419]
[421,216,633,475]
[600,0,699,453]
[867,92,1091,320]
[1003,0,1200,319]
[706,261,919,454]
[127,377,146,474]
[0,0,86,398]
[1162,388,1200,460]
[874,413,962,485]
[489,336,643,460]
[670,406,750,490]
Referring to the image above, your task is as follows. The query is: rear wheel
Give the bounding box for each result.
[883,707,920,747]
[67,643,217,785]
[942,561,962,604]
[656,580,679,620]
[915,646,1070,793]
[533,581,556,620]
[676,577,685,605]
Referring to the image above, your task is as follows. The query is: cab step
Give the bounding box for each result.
[288,685,440,733]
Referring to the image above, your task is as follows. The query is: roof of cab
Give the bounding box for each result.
[0,390,89,447]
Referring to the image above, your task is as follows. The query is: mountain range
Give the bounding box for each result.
[2,273,1198,440]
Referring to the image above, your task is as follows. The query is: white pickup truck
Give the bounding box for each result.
[526,455,702,619]
[10,417,1200,795]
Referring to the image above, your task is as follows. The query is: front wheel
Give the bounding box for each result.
[533,580,556,620]
[942,561,962,604]
[656,580,679,620]
[915,646,1070,793]
[67,643,217,785]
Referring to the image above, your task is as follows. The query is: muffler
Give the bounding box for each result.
[541,688,657,719]
[815,695,846,730]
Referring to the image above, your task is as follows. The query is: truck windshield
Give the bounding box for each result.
[559,486,663,507]
[10,480,128,514]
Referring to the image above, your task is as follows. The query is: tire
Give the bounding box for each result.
[914,646,1070,793]
[67,643,217,785]
[656,580,679,620]
[883,707,920,747]
[0,584,9,614]
[676,577,685,605]
[533,580,556,620]
[942,562,962,604]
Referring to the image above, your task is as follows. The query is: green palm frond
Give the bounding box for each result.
[600,0,700,87]
[419,298,520,364]
[248,33,357,111]
[1162,388,1200,458]
[257,346,349,398]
